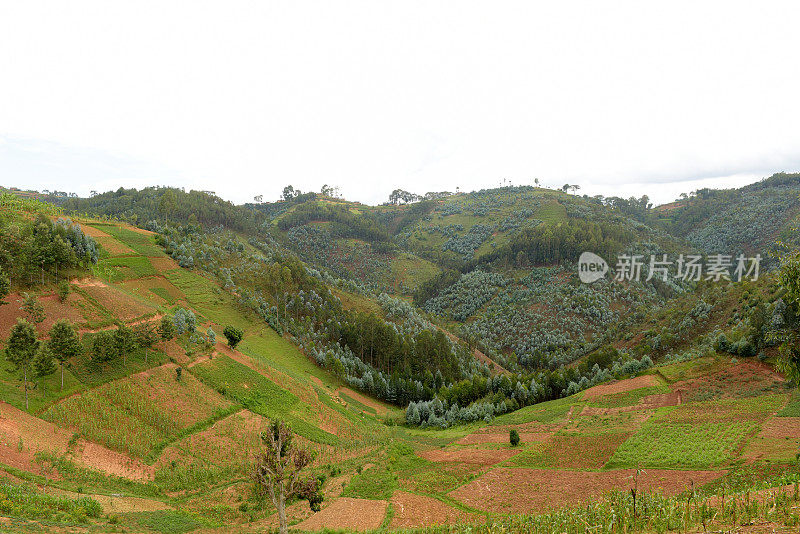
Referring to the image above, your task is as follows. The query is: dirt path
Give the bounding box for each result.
[47,487,172,513]
[334,386,387,416]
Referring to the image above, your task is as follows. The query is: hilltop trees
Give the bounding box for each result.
[6,319,39,410]
[48,320,82,390]
[253,421,321,534]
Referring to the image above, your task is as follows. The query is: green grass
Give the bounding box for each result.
[98,255,156,280]
[610,396,787,469]
[0,478,103,524]
[189,355,338,446]
[42,365,234,459]
[0,360,84,414]
[88,223,163,257]
[492,396,577,426]
[585,384,670,408]
[777,391,800,417]
[124,510,212,533]
[339,391,377,415]
[164,269,251,330]
[237,331,329,383]
[534,200,568,224]
[342,465,398,500]
[149,286,176,304]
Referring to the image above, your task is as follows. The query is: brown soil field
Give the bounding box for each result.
[451,467,726,514]
[119,276,185,305]
[419,447,521,466]
[743,417,800,462]
[675,359,785,401]
[49,487,172,513]
[0,293,86,337]
[456,432,552,445]
[511,431,631,469]
[389,491,482,528]
[149,256,180,271]
[75,279,156,321]
[75,224,112,239]
[0,401,153,480]
[95,236,137,256]
[582,375,661,399]
[293,497,387,532]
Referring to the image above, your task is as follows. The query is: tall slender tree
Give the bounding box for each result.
[48,319,82,390]
[6,319,39,410]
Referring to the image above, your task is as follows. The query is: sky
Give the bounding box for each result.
[1,1,800,206]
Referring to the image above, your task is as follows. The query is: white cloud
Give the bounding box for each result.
[1,0,799,205]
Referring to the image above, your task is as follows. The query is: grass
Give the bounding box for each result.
[88,223,163,257]
[778,391,800,417]
[585,384,671,408]
[124,510,212,533]
[0,478,103,524]
[149,286,176,304]
[342,465,398,500]
[608,407,758,469]
[189,355,339,446]
[42,365,234,459]
[164,269,251,330]
[0,358,84,414]
[492,396,577,426]
[98,255,157,280]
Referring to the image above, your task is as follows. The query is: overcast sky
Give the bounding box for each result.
[2,1,800,206]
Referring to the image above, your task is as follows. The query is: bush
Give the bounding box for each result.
[57,280,70,302]
[510,429,520,447]
[223,325,244,349]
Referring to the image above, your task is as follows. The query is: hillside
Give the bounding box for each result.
[1,176,799,532]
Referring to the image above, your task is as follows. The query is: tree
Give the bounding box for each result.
[134,323,157,365]
[33,343,57,397]
[158,316,175,353]
[509,429,520,447]
[776,254,800,384]
[223,325,243,349]
[253,421,321,534]
[0,266,10,306]
[282,185,298,201]
[21,293,45,327]
[159,189,178,223]
[48,320,82,390]
[6,319,39,410]
[112,324,136,367]
[206,327,216,346]
[57,280,70,302]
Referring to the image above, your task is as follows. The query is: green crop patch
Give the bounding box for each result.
[492,396,577,426]
[0,479,103,524]
[88,223,163,257]
[510,431,630,469]
[42,364,234,459]
[777,392,800,417]
[98,255,157,280]
[586,384,671,409]
[189,355,338,446]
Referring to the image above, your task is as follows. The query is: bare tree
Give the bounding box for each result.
[254,421,321,534]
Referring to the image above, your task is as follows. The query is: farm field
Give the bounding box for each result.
[2,188,800,534]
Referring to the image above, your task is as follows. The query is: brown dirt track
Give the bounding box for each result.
[292,497,387,531]
[450,468,726,514]
[389,491,482,528]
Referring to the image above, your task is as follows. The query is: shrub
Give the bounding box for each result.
[223,325,244,349]
[510,429,520,447]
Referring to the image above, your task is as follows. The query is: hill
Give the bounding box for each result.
[0,174,799,532]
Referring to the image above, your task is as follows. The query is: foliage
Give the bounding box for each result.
[509,428,520,446]
[223,325,244,348]
[0,479,102,524]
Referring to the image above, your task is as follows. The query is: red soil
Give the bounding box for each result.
[419,448,521,466]
[0,293,86,338]
[456,432,551,445]
[293,497,387,532]
[582,375,661,399]
[0,401,153,481]
[389,491,482,528]
[450,468,726,514]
